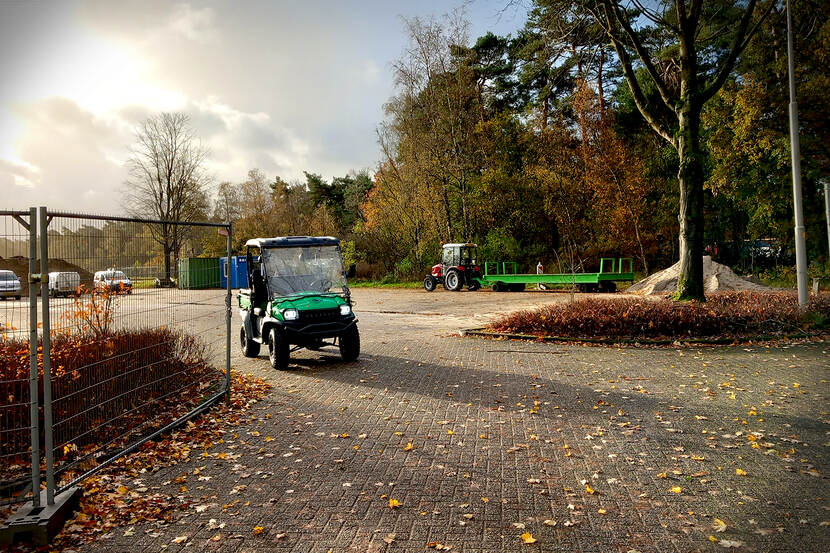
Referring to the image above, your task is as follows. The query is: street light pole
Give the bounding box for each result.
[787,0,809,306]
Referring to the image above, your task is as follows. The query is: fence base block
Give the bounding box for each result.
[0,487,82,546]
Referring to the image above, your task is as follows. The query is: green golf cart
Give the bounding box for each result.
[237,236,359,370]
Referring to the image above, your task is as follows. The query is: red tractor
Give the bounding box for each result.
[423,243,482,291]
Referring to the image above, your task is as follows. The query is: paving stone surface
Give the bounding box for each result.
[80,289,829,553]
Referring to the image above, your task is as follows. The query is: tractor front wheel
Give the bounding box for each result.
[424,275,437,292]
[339,325,360,362]
[444,270,462,291]
[268,327,290,370]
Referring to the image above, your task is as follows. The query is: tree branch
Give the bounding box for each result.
[609,1,676,112]
[699,0,770,104]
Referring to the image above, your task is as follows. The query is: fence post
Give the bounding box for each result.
[37,207,55,506]
[225,223,232,404]
[27,207,40,508]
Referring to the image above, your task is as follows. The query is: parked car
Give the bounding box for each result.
[0,270,22,300]
[48,271,81,298]
[93,269,133,294]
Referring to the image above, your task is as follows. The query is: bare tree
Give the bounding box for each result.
[124,113,210,280]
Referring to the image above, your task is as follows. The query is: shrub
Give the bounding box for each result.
[488,291,830,341]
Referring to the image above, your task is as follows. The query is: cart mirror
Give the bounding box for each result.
[346,263,356,279]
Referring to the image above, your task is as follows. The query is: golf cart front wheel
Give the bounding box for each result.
[339,325,360,362]
[268,327,290,370]
[240,325,260,358]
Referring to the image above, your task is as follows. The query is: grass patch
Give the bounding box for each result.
[349,278,423,289]
[488,291,830,341]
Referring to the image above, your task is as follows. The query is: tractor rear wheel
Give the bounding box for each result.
[423,275,437,291]
[268,327,290,370]
[444,269,462,291]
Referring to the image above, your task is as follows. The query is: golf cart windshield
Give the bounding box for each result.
[262,245,347,298]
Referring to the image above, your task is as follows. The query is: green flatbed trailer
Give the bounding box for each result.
[475,258,634,292]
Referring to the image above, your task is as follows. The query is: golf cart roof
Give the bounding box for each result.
[246,236,340,249]
[442,243,477,248]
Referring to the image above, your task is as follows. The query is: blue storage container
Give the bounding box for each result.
[220,256,249,289]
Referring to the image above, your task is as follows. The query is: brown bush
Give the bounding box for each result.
[489,291,830,341]
[0,327,221,484]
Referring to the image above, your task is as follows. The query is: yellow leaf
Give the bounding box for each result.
[481,497,489,503]
[670,486,682,494]
[520,532,537,544]
[585,484,596,495]
[597,508,607,514]
[253,526,264,535]
[709,535,719,543]
[404,442,413,451]
[389,498,401,509]
[713,518,727,533]
[746,435,757,442]
[657,472,667,478]
[480,434,488,439]
[735,468,747,476]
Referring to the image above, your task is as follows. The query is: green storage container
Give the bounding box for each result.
[177,257,221,289]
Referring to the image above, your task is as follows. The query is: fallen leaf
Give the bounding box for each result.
[735,468,747,476]
[512,522,526,529]
[172,536,188,544]
[543,519,556,526]
[275,532,287,540]
[597,508,607,515]
[253,526,264,535]
[383,533,396,545]
[520,532,537,544]
[463,513,474,519]
[404,442,414,451]
[210,534,222,542]
[585,484,597,495]
[713,518,727,533]
[670,486,682,494]
[718,539,745,548]
[389,498,401,509]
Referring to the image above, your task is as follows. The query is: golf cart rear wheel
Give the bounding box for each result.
[240,325,260,358]
[268,327,290,370]
[339,325,360,362]
[423,275,437,291]
[444,269,462,291]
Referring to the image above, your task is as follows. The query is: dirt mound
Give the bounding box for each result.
[0,256,94,297]
[628,256,769,295]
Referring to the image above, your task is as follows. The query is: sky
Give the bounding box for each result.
[0,0,527,214]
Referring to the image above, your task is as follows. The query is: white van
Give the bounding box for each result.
[93,269,132,294]
[48,271,81,297]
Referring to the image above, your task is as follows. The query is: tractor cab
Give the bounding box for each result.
[424,243,482,292]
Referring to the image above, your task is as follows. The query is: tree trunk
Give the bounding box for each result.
[675,104,705,301]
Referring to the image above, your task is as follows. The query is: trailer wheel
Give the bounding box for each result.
[423,275,437,292]
[508,283,526,292]
[444,269,462,291]
[492,281,506,292]
[468,281,480,291]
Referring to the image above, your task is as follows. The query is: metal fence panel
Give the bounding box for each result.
[40,210,231,495]
[0,210,38,508]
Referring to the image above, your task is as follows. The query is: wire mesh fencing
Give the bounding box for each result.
[0,210,38,508]
[41,210,231,495]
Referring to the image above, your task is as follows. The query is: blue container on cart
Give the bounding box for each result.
[220,256,249,289]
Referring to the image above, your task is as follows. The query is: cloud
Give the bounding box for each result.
[168,3,216,42]
[0,158,39,189]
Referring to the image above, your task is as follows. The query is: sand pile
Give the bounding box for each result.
[0,256,94,297]
[628,256,769,295]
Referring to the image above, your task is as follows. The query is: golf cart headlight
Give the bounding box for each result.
[339,304,352,316]
[283,308,299,321]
